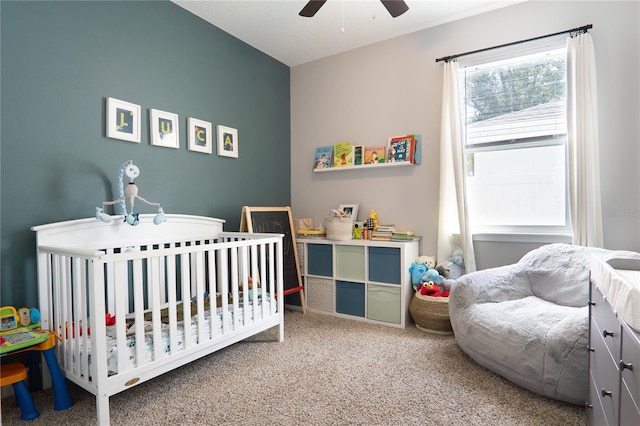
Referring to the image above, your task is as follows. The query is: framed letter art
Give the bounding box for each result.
[216,125,238,158]
[188,117,212,154]
[150,109,179,149]
[106,97,141,143]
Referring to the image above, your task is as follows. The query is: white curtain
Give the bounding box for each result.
[567,32,603,247]
[437,61,476,272]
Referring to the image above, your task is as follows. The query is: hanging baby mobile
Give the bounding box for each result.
[96,160,166,226]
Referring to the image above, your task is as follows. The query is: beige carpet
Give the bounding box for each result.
[1,311,585,425]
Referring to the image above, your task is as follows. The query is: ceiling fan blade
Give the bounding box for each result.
[299,0,327,17]
[380,0,409,18]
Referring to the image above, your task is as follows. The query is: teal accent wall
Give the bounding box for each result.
[0,1,291,307]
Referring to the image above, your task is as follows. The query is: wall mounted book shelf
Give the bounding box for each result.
[313,161,414,173]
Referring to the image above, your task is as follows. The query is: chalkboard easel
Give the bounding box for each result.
[240,206,306,314]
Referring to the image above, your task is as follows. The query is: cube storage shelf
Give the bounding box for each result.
[297,237,419,328]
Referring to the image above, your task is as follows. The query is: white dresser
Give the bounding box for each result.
[588,258,640,426]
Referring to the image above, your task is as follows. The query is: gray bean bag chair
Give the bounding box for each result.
[449,243,640,405]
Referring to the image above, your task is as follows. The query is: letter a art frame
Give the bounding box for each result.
[106,97,141,143]
[150,109,179,149]
[188,117,213,154]
[217,125,238,158]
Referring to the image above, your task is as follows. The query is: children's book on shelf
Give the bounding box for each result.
[364,145,386,165]
[333,141,354,167]
[353,145,364,166]
[387,134,422,164]
[390,228,421,241]
[412,134,422,165]
[387,136,411,162]
[313,146,333,170]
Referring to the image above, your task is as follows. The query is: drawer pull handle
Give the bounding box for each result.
[588,346,594,352]
[589,301,595,306]
[602,329,614,338]
[601,389,612,398]
[620,361,634,371]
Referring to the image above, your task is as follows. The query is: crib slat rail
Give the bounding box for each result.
[33,216,284,426]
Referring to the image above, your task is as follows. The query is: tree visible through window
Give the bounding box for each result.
[461,48,570,233]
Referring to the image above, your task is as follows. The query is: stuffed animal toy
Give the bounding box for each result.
[421,268,444,285]
[409,262,428,287]
[416,281,441,297]
[435,264,449,278]
[415,255,436,269]
[435,263,454,292]
[446,247,466,279]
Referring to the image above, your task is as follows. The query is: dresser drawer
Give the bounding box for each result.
[589,319,619,397]
[592,284,621,360]
[588,371,611,426]
[620,379,640,426]
[621,321,640,408]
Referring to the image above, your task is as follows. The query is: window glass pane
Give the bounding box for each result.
[466,145,566,227]
[461,47,569,232]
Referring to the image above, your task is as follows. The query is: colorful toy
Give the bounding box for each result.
[409,262,429,287]
[0,306,48,354]
[422,268,444,285]
[416,282,440,297]
[369,210,379,230]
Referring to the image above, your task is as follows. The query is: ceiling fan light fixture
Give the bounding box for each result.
[381,0,409,18]
[299,0,327,17]
[299,0,409,19]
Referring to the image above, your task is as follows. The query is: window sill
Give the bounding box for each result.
[472,232,572,244]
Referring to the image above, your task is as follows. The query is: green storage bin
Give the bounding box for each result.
[367,284,401,324]
[335,245,365,281]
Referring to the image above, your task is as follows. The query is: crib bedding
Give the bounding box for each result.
[79,300,268,376]
[33,214,285,425]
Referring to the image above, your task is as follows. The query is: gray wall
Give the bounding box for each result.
[1,1,291,307]
[290,0,640,266]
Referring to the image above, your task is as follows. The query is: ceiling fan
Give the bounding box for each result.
[299,1,409,18]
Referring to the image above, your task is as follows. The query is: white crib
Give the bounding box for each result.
[32,214,284,425]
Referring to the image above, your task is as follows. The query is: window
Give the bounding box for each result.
[460,48,571,234]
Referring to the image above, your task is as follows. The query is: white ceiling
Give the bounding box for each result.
[171,0,526,67]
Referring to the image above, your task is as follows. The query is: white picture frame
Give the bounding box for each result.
[187,117,212,154]
[216,125,238,158]
[339,203,359,221]
[150,109,179,149]
[106,97,141,143]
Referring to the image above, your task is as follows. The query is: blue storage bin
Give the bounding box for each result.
[368,247,401,284]
[307,243,333,276]
[336,281,365,317]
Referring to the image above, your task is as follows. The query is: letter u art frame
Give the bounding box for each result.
[150,109,179,149]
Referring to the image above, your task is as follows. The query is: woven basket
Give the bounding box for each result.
[409,291,453,335]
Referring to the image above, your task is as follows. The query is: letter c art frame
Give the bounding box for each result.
[187,117,212,154]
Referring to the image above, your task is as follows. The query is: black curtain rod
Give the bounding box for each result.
[435,24,593,63]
